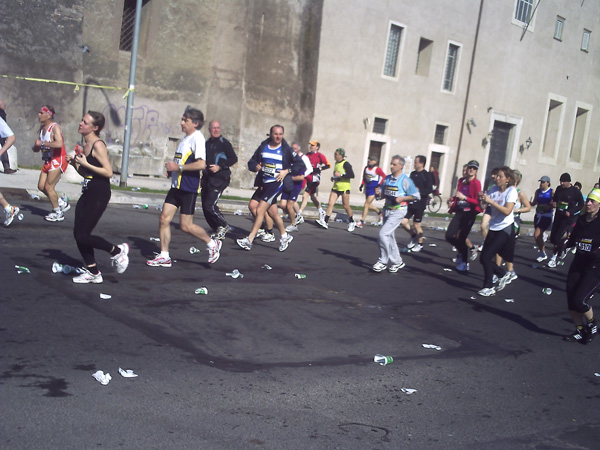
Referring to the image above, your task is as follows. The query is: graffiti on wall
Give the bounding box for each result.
[101,103,179,145]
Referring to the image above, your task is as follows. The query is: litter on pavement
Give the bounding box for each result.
[99,293,112,300]
[119,368,138,378]
[422,344,442,351]
[226,269,244,279]
[374,354,393,365]
[401,388,417,394]
[92,371,111,385]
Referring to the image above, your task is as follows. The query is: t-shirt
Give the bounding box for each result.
[0,117,14,139]
[172,130,206,193]
[487,185,518,231]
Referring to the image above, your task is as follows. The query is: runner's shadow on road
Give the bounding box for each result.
[318,248,370,269]
[128,235,160,258]
[38,249,82,267]
[459,297,562,336]
[18,204,50,218]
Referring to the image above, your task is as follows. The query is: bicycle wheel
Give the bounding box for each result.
[428,194,442,213]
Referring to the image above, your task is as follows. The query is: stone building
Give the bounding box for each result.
[1,0,598,195]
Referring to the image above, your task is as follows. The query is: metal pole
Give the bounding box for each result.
[119,0,143,187]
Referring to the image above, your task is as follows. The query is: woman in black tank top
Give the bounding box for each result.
[66,111,130,284]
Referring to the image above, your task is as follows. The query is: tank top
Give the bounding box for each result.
[39,123,66,162]
[536,188,553,217]
[81,140,110,192]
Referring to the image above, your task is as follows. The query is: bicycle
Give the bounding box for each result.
[427,192,443,213]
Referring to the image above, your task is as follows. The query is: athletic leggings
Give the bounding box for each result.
[479,224,514,288]
[201,185,228,231]
[566,256,600,313]
[445,209,478,262]
[73,181,114,266]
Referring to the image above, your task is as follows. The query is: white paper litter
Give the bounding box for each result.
[504,298,515,303]
[428,244,437,247]
[422,344,442,351]
[595,373,600,377]
[443,268,452,271]
[401,388,417,394]
[99,293,112,300]
[119,368,138,378]
[92,370,111,385]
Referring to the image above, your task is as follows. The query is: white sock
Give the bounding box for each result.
[54,207,61,213]
[207,240,216,249]
[160,251,170,258]
[4,205,11,212]
[281,232,288,239]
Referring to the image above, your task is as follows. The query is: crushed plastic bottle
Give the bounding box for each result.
[189,246,201,254]
[374,354,393,366]
[52,262,72,274]
[30,193,40,200]
[17,214,24,221]
[234,209,244,215]
[262,264,272,270]
[542,288,552,295]
[15,265,30,274]
[133,204,149,209]
[155,205,163,211]
[194,287,208,295]
[294,273,307,279]
[149,237,160,242]
[131,187,141,191]
[226,269,244,279]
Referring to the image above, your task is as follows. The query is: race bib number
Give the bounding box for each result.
[262,163,277,177]
[557,202,568,211]
[41,147,53,161]
[82,176,92,191]
[577,238,592,253]
[384,186,399,197]
[173,152,182,164]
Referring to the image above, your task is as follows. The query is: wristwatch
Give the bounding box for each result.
[179,164,184,172]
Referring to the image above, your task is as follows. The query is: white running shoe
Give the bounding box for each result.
[536,251,547,262]
[492,274,499,284]
[316,218,328,229]
[73,268,103,284]
[260,232,276,243]
[207,239,222,264]
[4,206,19,227]
[58,197,71,213]
[388,262,406,273]
[237,237,253,251]
[407,236,418,249]
[496,272,512,292]
[111,243,130,273]
[285,224,298,232]
[507,270,518,283]
[256,228,267,238]
[478,287,495,297]
[295,214,305,225]
[146,254,172,267]
[347,221,356,232]
[547,256,557,268]
[412,243,423,252]
[215,225,231,240]
[372,261,387,272]
[279,234,294,252]
[45,211,64,222]
[355,220,364,228]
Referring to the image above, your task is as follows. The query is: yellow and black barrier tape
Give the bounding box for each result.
[1,74,133,98]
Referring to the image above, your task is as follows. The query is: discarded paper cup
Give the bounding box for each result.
[52,262,63,273]
[195,287,208,295]
[374,354,393,365]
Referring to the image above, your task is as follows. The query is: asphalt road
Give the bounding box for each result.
[1,191,599,450]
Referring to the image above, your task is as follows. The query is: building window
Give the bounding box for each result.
[581,29,591,52]
[119,0,151,51]
[542,99,564,157]
[570,107,590,163]
[415,38,433,77]
[514,0,534,24]
[373,118,388,134]
[554,16,565,41]
[434,124,448,145]
[383,23,404,78]
[442,43,460,92]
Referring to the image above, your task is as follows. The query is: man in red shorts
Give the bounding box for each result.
[298,140,330,222]
[32,105,70,222]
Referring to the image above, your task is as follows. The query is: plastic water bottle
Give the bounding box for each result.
[15,265,30,274]
[542,288,552,295]
[374,354,393,365]
[133,204,148,209]
[226,269,244,279]
[189,246,201,254]
[294,273,306,279]
[194,287,208,295]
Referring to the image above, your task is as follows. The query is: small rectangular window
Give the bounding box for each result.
[383,24,404,78]
[434,125,448,145]
[442,43,460,92]
[514,0,534,24]
[542,99,564,157]
[119,0,151,52]
[554,16,565,41]
[570,107,589,163]
[581,29,591,52]
[415,38,433,77]
[373,118,388,134]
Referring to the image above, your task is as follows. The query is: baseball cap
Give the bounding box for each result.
[538,175,550,183]
[335,148,346,157]
[559,172,571,182]
[308,140,320,147]
[588,188,600,203]
[467,160,479,169]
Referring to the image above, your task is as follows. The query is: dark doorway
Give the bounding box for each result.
[485,121,513,189]
[368,141,384,164]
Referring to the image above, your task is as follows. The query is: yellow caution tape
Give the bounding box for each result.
[1,74,133,99]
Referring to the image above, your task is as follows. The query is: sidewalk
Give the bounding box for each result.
[0,167,536,232]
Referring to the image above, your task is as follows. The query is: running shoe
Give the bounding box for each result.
[478,287,496,297]
[412,243,423,252]
[492,274,499,284]
[318,209,326,221]
[547,255,557,268]
[355,220,364,228]
[260,232,276,243]
[285,224,298,232]
[584,320,598,343]
[45,211,64,222]
[456,261,469,272]
[571,247,576,254]
[111,243,130,273]
[372,261,387,272]
[469,246,478,261]
[507,270,518,283]
[58,197,71,213]
[207,239,222,264]
[316,218,328,229]
[536,251,547,262]
[407,236,418,249]
[146,254,172,267]
[347,221,356,232]
[72,268,103,284]
[215,225,231,240]
[237,237,253,251]
[564,327,586,343]
[279,234,294,252]
[295,214,305,225]
[4,206,19,227]
[559,249,569,260]
[495,272,512,292]
[388,262,406,273]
